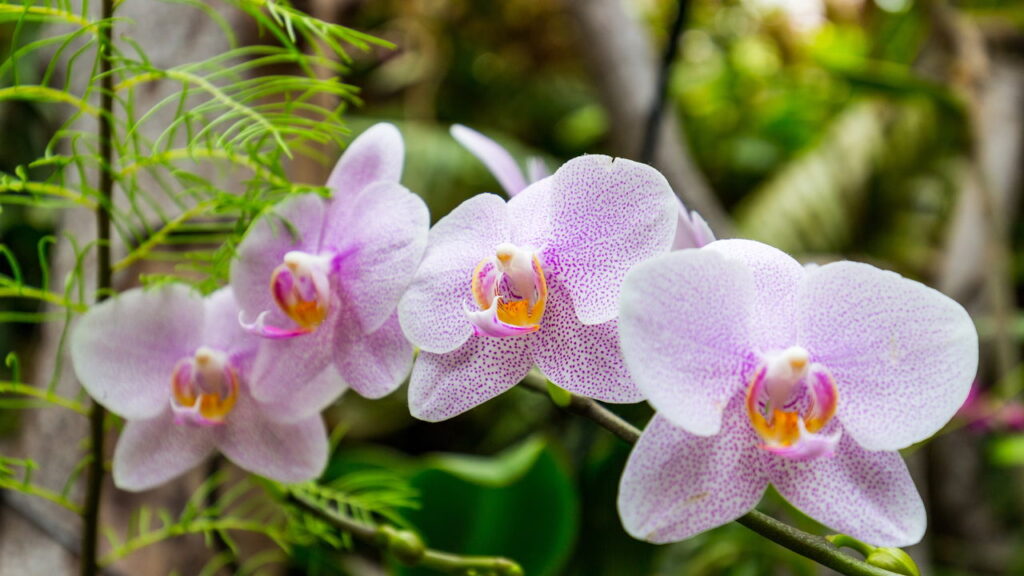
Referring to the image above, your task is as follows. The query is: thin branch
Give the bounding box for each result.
[518,374,899,576]
[288,490,524,576]
[81,1,115,574]
[640,0,690,164]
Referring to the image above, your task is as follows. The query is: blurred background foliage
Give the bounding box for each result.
[2,0,1023,574]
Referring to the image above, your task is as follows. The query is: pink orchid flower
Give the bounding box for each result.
[398,154,679,421]
[71,286,327,491]
[451,123,714,250]
[231,124,429,411]
[617,239,978,546]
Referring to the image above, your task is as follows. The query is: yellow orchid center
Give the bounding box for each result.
[270,251,331,330]
[170,346,239,426]
[745,346,840,460]
[467,243,548,338]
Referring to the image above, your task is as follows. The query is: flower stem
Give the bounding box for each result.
[640,0,690,163]
[81,1,115,575]
[288,490,523,575]
[519,373,899,576]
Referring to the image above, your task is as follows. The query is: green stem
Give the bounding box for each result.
[519,374,898,576]
[81,1,115,575]
[289,490,523,576]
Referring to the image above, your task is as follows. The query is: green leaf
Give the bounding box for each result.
[418,435,546,488]
[398,437,578,576]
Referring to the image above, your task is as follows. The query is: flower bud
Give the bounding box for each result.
[865,547,920,576]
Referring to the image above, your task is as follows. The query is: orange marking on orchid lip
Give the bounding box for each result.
[746,363,838,449]
[805,371,838,433]
[171,354,239,424]
[471,259,492,311]
[470,250,548,331]
[270,261,329,330]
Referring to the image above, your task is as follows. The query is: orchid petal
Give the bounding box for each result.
[248,324,335,407]
[409,335,533,422]
[253,354,346,424]
[217,392,327,484]
[399,193,510,354]
[451,124,528,197]
[202,288,259,359]
[526,156,550,183]
[71,285,202,420]
[334,313,412,399]
[113,409,215,491]
[546,155,677,325]
[326,122,404,197]
[705,239,804,351]
[322,181,429,333]
[769,431,926,547]
[619,249,754,435]
[672,203,716,251]
[618,406,768,543]
[508,176,552,254]
[798,261,978,451]
[531,280,642,403]
[231,194,325,330]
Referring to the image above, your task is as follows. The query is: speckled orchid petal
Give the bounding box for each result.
[618,405,768,543]
[322,181,429,333]
[334,313,412,399]
[705,239,804,351]
[399,193,511,354]
[769,431,926,546]
[231,193,325,334]
[217,391,327,484]
[798,261,978,451]
[113,409,216,492]
[451,124,528,197]
[545,155,678,325]
[71,284,204,420]
[409,335,533,422]
[531,279,642,403]
[326,122,404,198]
[619,249,754,435]
[507,177,552,255]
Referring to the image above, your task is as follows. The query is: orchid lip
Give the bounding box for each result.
[466,243,548,338]
[170,346,239,426]
[241,250,333,339]
[746,347,841,461]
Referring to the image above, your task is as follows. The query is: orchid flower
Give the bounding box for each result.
[398,155,679,421]
[231,123,429,410]
[451,123,713,250]
[616,239,978,546]
[71,286,327,491]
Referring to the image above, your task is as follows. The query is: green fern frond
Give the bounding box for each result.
[0,457,83,512]
[100,474,290,567]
